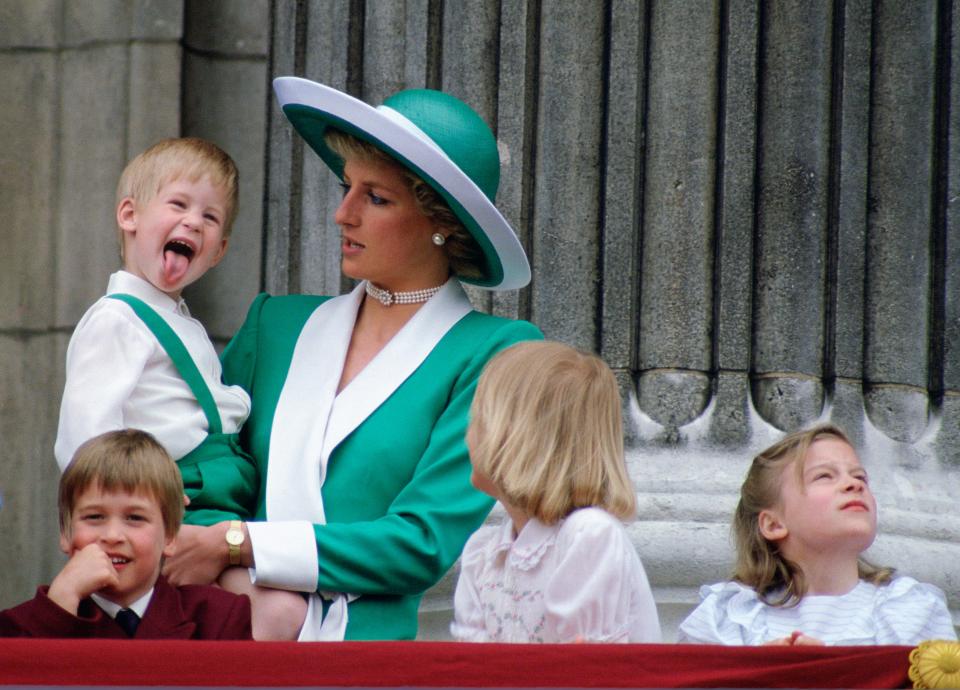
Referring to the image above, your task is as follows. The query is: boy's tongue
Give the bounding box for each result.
[163,248,190,284]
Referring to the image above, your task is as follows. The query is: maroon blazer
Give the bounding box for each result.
[0,575,251,639]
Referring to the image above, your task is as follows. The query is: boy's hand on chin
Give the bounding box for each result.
[47,543,121,615]
[162,524,226,586]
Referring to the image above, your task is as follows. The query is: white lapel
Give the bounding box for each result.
[265,279,472,524]
[323,279,472,456]
[265,285,363,523]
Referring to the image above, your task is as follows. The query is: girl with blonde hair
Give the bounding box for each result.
[451,340,661,643]
[679,423,956,645]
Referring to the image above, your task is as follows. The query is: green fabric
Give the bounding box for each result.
[221,293,542,639]
[177,434,258,525]
[107,293,258,525]
[384,89,500,199]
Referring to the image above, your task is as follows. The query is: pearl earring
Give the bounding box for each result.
[431,232,446,246]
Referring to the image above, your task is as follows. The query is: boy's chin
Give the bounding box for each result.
[96,587,130,607]
[97,584,147,609]
[148,275,188,299]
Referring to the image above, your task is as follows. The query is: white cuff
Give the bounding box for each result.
[247,520,318,592]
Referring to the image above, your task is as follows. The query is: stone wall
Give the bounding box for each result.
[1,0,957,641]
[0,0,184,611]
[0,0,268,608]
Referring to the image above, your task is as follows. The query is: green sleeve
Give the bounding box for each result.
[313,318,543,595]
[221,292,271,393]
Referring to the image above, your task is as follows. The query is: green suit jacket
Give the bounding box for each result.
[221,282,541,639]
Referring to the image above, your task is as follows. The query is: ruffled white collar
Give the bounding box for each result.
[489,515,560,572]
[704,579,880,644]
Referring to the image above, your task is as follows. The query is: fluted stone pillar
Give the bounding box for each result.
[180,0,269,342]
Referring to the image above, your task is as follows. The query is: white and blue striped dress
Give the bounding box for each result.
[678,576,956,645]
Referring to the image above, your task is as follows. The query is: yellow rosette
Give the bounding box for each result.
[910,640,960,689]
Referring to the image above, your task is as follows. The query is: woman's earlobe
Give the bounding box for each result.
[758,509,788,541]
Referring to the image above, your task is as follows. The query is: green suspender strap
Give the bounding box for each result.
[108,294,222,433]
[107,293,257,524]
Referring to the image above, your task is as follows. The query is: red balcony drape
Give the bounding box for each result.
[0,640,912,688]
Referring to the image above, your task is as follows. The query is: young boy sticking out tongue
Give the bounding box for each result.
[55,138,258,530]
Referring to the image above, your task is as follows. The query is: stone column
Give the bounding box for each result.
[0,0,183,607]
[180,0,270,340]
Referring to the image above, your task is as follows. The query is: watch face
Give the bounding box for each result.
[226,530,244,546]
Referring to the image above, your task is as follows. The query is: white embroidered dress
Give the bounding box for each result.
[678,577,957,645]
[451,507,661,643]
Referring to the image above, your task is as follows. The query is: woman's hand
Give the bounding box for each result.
[162,523,230,585]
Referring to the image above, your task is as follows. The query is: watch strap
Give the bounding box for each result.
[227,520,243,566]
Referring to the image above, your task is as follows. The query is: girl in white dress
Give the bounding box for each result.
[451,341,661,643]
[679,423,956,645]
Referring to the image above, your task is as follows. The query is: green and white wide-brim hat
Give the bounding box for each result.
[273,77,531,290]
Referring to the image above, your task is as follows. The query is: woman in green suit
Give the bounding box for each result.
[164,78,541,640]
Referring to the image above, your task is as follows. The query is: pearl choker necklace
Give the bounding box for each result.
[365,281,444,306]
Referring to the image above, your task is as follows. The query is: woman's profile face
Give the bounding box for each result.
[334,156,450,291]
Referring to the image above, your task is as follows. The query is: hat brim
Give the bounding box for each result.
[273,77,530,290]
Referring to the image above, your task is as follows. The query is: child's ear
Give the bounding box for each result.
[758,509,788,541]
[209,236,229,267]
[117,197,137,235]
[59,532,72,555]
[162,532,177,559]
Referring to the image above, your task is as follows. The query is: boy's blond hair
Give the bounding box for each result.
[115,137,239,258]
[732,422,893,606]
[324,129,485,280]
[59,429,185,537]
[469,340,637,524]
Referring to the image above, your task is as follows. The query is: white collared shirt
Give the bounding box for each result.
[91,588,153,619]
[678,577,958,645]
[54,271,251,469]
[451,507,662,643]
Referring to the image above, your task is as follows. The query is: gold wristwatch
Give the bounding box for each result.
[225,520,245,566]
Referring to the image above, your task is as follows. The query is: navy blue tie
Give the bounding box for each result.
[116,608,140,637]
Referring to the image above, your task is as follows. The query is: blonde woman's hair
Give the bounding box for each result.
[115,137,240,257]
[469,340,636,525]
[324,129,485,280]
[59,429,185,537]
[732,422,893,606]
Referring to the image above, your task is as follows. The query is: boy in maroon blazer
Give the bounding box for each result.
[0,430,251,639]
